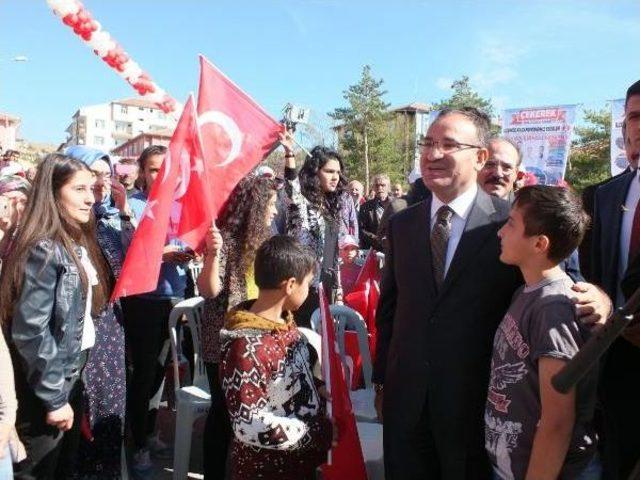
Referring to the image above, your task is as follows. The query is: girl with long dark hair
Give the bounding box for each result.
[64,146,133,479]
[280,133,355,326]
[197,174,278,479]
[0,153,113,478]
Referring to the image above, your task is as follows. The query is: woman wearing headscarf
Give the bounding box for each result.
[0,175,30,266]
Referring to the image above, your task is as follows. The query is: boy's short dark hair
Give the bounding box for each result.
[514,185,589,263]
[254,235,316,289]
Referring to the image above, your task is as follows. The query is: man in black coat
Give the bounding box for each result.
[590,79,640,479]
[358,173,391,250]
[373,107,611,479]
[580,119,635,281]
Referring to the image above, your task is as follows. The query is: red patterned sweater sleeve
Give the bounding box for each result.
[222,334,314,450]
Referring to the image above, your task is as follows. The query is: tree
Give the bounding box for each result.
[329,66,403,191]
[565,107,611,192]
[434,76,494,118]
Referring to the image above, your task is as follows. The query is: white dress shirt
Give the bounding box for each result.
[430,183,478,276]
[617,169,640,306]
[79,247,98,351]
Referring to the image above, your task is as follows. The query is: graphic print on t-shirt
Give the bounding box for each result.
[486,312,529,478]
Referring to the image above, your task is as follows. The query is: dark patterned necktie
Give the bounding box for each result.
[431,205,453,289]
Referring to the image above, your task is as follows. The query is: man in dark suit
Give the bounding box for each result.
[581,119,635,281]
[591,79,640,479]
[373,107,611,479]
[358,173,391,250]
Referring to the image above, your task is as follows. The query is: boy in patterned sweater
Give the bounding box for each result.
[485,185,599,479]
[219,235,332,480]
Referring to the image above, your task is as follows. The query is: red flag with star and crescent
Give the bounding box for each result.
[319,284,368,480]
[111,95,211,301]
[197,55,283,216]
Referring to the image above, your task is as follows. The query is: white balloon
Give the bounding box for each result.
[87,31,113,57]
[121,61,143,82]
[47,0,80,17]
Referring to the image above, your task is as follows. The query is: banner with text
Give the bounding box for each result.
[502,105,578,185]
[610,99,627,176]
[412,110,440,181]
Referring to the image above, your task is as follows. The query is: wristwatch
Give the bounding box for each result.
[373,383,384,393]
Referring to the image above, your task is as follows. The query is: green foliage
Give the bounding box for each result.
[434,76,495,118]
[565,107,611,192]
[329,66,405,188]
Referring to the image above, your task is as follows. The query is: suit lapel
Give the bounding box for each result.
[607,172,635,291]
[437,190,498,298]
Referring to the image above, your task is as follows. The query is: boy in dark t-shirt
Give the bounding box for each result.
[486,185,599,479]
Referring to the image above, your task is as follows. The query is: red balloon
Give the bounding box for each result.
[81,31,92,41]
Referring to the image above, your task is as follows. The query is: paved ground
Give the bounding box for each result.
[127,404,206,480]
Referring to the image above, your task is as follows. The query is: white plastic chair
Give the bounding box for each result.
[168,296,211,480]
[187,260,204,296]
[310,304,378,422]
[298,327,322,379]
[356,421,385,479]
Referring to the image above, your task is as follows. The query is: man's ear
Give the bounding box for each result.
[475,147,489,171]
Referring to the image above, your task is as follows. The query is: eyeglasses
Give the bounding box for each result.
[418,138,483,154]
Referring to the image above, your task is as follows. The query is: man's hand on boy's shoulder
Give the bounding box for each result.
[571,282,612,331]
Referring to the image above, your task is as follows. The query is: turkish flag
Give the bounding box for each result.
[111,96,211,300]
[197,55,283,217]
[319,284,368,480]
[344,250,381,358]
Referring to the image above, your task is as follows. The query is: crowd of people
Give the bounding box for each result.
[0,78,638,480]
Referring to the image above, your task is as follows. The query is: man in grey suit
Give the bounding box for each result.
[373,107,611,479]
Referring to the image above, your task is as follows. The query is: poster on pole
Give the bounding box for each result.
[411,110,440,181]
[502,105,578,185]
[610,99,627,176]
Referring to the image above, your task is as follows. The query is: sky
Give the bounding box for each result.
[1,0,639,144]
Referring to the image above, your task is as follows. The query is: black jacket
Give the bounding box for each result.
[358,197,389,250]
[373,190,522,477]
[11,239,87,412]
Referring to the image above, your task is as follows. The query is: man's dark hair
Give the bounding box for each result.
[626,79,640,107]
[137,145,167,171]
[437,107,492,147]
[254,235,316,289]
[514,185,589,263]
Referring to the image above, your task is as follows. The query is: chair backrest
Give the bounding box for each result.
[168,296,209,394]
[310,304,373,390]
[188,261,204,296]
[298,327,322,379]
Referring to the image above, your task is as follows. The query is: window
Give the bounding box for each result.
[139,107,145,111]
[94,119,105,129]
[120,105,128,115]
[94,136,105,146]
[115,121,129,133]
